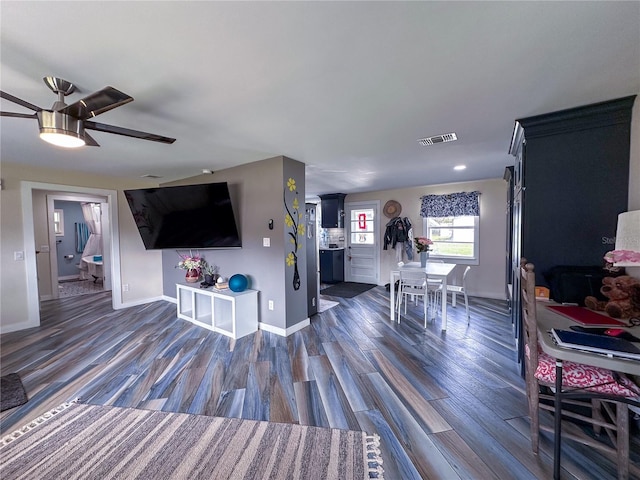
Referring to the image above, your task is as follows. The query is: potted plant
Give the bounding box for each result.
[202,261,219,286]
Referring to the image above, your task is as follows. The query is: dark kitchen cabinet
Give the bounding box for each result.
[319,193,346,228]
[507,95,635,372]
[320,249,344,283]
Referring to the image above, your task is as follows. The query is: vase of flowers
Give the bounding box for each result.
[177,252,204,283]
[415,237,433,267]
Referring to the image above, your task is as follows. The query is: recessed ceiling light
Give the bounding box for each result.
[418,132,457,146]
[454,165,466,171]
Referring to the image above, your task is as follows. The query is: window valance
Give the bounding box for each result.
[420,191,480,217]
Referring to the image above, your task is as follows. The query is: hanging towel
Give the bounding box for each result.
[75,222,90,253]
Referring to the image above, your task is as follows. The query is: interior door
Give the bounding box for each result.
[345,202,379,284]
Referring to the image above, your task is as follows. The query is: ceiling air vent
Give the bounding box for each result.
[418,132,458,146]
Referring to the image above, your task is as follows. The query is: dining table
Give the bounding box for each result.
[536,301,640,479]
[389,261,457,330]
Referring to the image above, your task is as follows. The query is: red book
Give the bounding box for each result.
[546,305,627,327]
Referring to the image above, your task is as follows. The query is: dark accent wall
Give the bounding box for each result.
[507,95,635,370]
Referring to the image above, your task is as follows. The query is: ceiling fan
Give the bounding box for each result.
[0,76,176,148]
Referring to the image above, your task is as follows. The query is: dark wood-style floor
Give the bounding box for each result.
[1,287,638,479]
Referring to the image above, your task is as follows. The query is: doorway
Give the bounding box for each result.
[44,194,111,300]
[345,201,380,284]
[20,181,122,330]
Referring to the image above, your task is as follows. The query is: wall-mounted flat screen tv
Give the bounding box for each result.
[124,182,241,250]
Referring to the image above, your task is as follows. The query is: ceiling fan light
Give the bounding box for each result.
[37,110,86,148]
[39,131,86,148]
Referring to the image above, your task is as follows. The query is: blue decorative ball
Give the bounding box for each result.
[229,274,248,292]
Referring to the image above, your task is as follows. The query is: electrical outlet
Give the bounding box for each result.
[123,284,130,292]
[263,237,270,247]
[268,300,274,310]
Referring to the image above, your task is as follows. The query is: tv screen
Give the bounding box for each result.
[124,182,241,250]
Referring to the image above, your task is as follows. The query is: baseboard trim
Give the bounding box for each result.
[163,295,177,304]
[161,296,310,337]
[116,296,166,309]
[0,319,40,334]
[259,318,310,337]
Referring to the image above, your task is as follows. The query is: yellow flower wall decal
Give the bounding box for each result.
[284,176,303,290]
[286,252,295,266]
[285,214,294,227]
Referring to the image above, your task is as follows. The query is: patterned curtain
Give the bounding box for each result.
[420,191,480,217]
[80,203,103,257]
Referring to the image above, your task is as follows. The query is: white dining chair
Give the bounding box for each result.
[424,260,444,319]
[396,270,429,327]
[448,266,471,323]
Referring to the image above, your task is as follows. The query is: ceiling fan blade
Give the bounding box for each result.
[1,91,42,112]
[84,132,100,147]
[0,111,38,119]
[85,121,176,144]
[59,86,133,119]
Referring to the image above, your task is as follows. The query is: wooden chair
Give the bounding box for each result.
[520,261,638,479]
[448,265,471,324]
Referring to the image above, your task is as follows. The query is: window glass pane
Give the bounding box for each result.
[450,228,474,242]
[452,216,474,226]
[350,232,374,244]
[435,242,474,257]
[350,209,374,233]
[425,215,478,260]
[54,209,64,236]
[349,208,374,244]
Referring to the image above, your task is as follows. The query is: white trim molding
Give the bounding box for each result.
[259,318,310,337]
[20,181,122,329]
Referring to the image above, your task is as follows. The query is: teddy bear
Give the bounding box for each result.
[584,275,640,319]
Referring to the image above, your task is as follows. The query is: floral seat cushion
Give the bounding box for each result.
[534,349,639,398]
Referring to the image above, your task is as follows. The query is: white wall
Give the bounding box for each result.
[346,178,507,300]
[0,162,163,333]
[629,96,640,211]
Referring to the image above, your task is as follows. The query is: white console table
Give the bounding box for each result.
[176,284,258,339]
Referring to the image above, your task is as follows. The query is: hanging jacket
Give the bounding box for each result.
[383,217,408,250]
[403,217,414,261]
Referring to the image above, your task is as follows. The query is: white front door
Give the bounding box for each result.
[345,201,379,284]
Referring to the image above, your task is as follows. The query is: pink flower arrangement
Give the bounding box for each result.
[415,236,433,253]
[604,249,640,264]
[177,252,204,271]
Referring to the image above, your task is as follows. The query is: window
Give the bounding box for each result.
[423,215,478,262]
[349,208,375,245]
[419,191,480,264]
[53,209,64,236]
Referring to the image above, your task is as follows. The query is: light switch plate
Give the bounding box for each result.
[263,237,270,247]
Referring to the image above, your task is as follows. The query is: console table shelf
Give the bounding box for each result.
[176,284,258,339]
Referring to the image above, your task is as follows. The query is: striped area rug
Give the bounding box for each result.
[1,402,384,479]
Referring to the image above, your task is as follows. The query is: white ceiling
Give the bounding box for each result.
[1,1,639,197]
